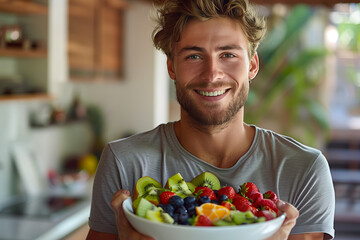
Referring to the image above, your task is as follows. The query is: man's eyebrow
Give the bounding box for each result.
[176,45,244,56]
[217,44,243,51]
[177,46,204,56]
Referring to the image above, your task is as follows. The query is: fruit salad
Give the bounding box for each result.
[131,172,280,226]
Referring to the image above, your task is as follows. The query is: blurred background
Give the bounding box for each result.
[0,0,359,239]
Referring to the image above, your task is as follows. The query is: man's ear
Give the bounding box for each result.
[249,52,259,80]
[167,57,176,80]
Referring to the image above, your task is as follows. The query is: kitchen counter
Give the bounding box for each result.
[0,175,93,240]
[0,194,91,240]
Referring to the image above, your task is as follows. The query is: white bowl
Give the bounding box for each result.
[123,198,286,240]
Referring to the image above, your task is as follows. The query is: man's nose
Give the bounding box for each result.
[201,57,224,82]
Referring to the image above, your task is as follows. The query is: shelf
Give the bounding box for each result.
[0,93,52,102]
[0,48,47,58]
[0,1,48,15]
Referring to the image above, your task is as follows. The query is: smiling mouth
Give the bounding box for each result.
[196,89,227,97]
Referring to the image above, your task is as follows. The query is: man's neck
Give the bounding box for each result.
[174,113,255,168]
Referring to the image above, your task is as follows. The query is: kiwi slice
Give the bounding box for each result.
[132,176,162,201]
[136,198,157,218]
[190,172,221,190]
[143,188,162,205]
[231,210,246,225]
[132,196,142,211]
[186,182,196,193]
[165,173,193,198]
[214,219,236,226]
[145,209,174,224]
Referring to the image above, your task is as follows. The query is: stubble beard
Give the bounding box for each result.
[176,82,249,127]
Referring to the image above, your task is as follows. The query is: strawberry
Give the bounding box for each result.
[248,191,263,203]
[257,210,276,221]
[195,214,213,226]
[249,205,259,216]
[263,205,277,216]
[263,190,278,202]
[221,201,236,210]
[254,198,278,214]
[234,193,242,200]
[217,186,236,200]
[194,186,217,201]
[232,195,252,212]
[160,191,176,205]
[240,182,259,198]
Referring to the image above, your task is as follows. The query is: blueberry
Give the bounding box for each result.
[158,203,164,209]
[175,205,187,215]
[169,195,184,208]
[163,204,175,216]
[198,196,211,205]
[185,204,196,212]
[187,209,196,217]
[219,194,228,202]
[184,196,196,206]
[211,200,220,205]
[173,213,179,223]
[177,212,189,225]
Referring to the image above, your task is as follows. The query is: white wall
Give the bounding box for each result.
[0,0,169,199]
[0,101,29,199]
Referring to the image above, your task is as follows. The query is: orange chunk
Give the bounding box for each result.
[195,203,230,222]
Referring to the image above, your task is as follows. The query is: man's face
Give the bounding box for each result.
[167,17,259,126]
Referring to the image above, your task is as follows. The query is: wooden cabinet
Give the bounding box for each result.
[68,0,128,80]
[0,0,48,58]
[0,0,47,15]
[0,0,49,101]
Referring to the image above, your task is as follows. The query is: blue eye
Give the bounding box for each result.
[223,53,235,58]
[186,55,200,60]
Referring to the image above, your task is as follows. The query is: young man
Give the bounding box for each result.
[86,0,335,239]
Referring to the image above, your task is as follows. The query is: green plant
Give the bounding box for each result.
[245,5,330,147]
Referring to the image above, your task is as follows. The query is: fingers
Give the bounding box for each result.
[111,189,130,214]
[266,200,299,240]
[111,189,154,240]
[277,200,299,220]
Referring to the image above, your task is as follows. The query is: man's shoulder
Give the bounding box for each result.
[253,125,322,158]
[108,122,173,150]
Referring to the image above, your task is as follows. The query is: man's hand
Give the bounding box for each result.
[110,189,154,240]
[266,200,299,240]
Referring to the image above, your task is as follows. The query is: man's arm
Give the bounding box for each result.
[86,189,154,240]
[266,200,299,240]
[86,229,118,240]
[288,233,324,240]
[267,202,327,240]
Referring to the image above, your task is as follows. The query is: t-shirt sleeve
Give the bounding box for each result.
[88,144,122,235]
[290,153,335,239]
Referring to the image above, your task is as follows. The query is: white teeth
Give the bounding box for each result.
[198,89,226,97]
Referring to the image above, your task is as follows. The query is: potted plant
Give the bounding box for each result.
[245,5,330,147]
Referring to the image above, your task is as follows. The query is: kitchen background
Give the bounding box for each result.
[0,0,359,239]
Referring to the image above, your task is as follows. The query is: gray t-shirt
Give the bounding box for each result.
[89,122,335,238]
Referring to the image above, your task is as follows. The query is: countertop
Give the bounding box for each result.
[0,194,91,240]
[0,177,93,240]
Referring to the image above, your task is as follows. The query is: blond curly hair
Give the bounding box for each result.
[152,0,267,59]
